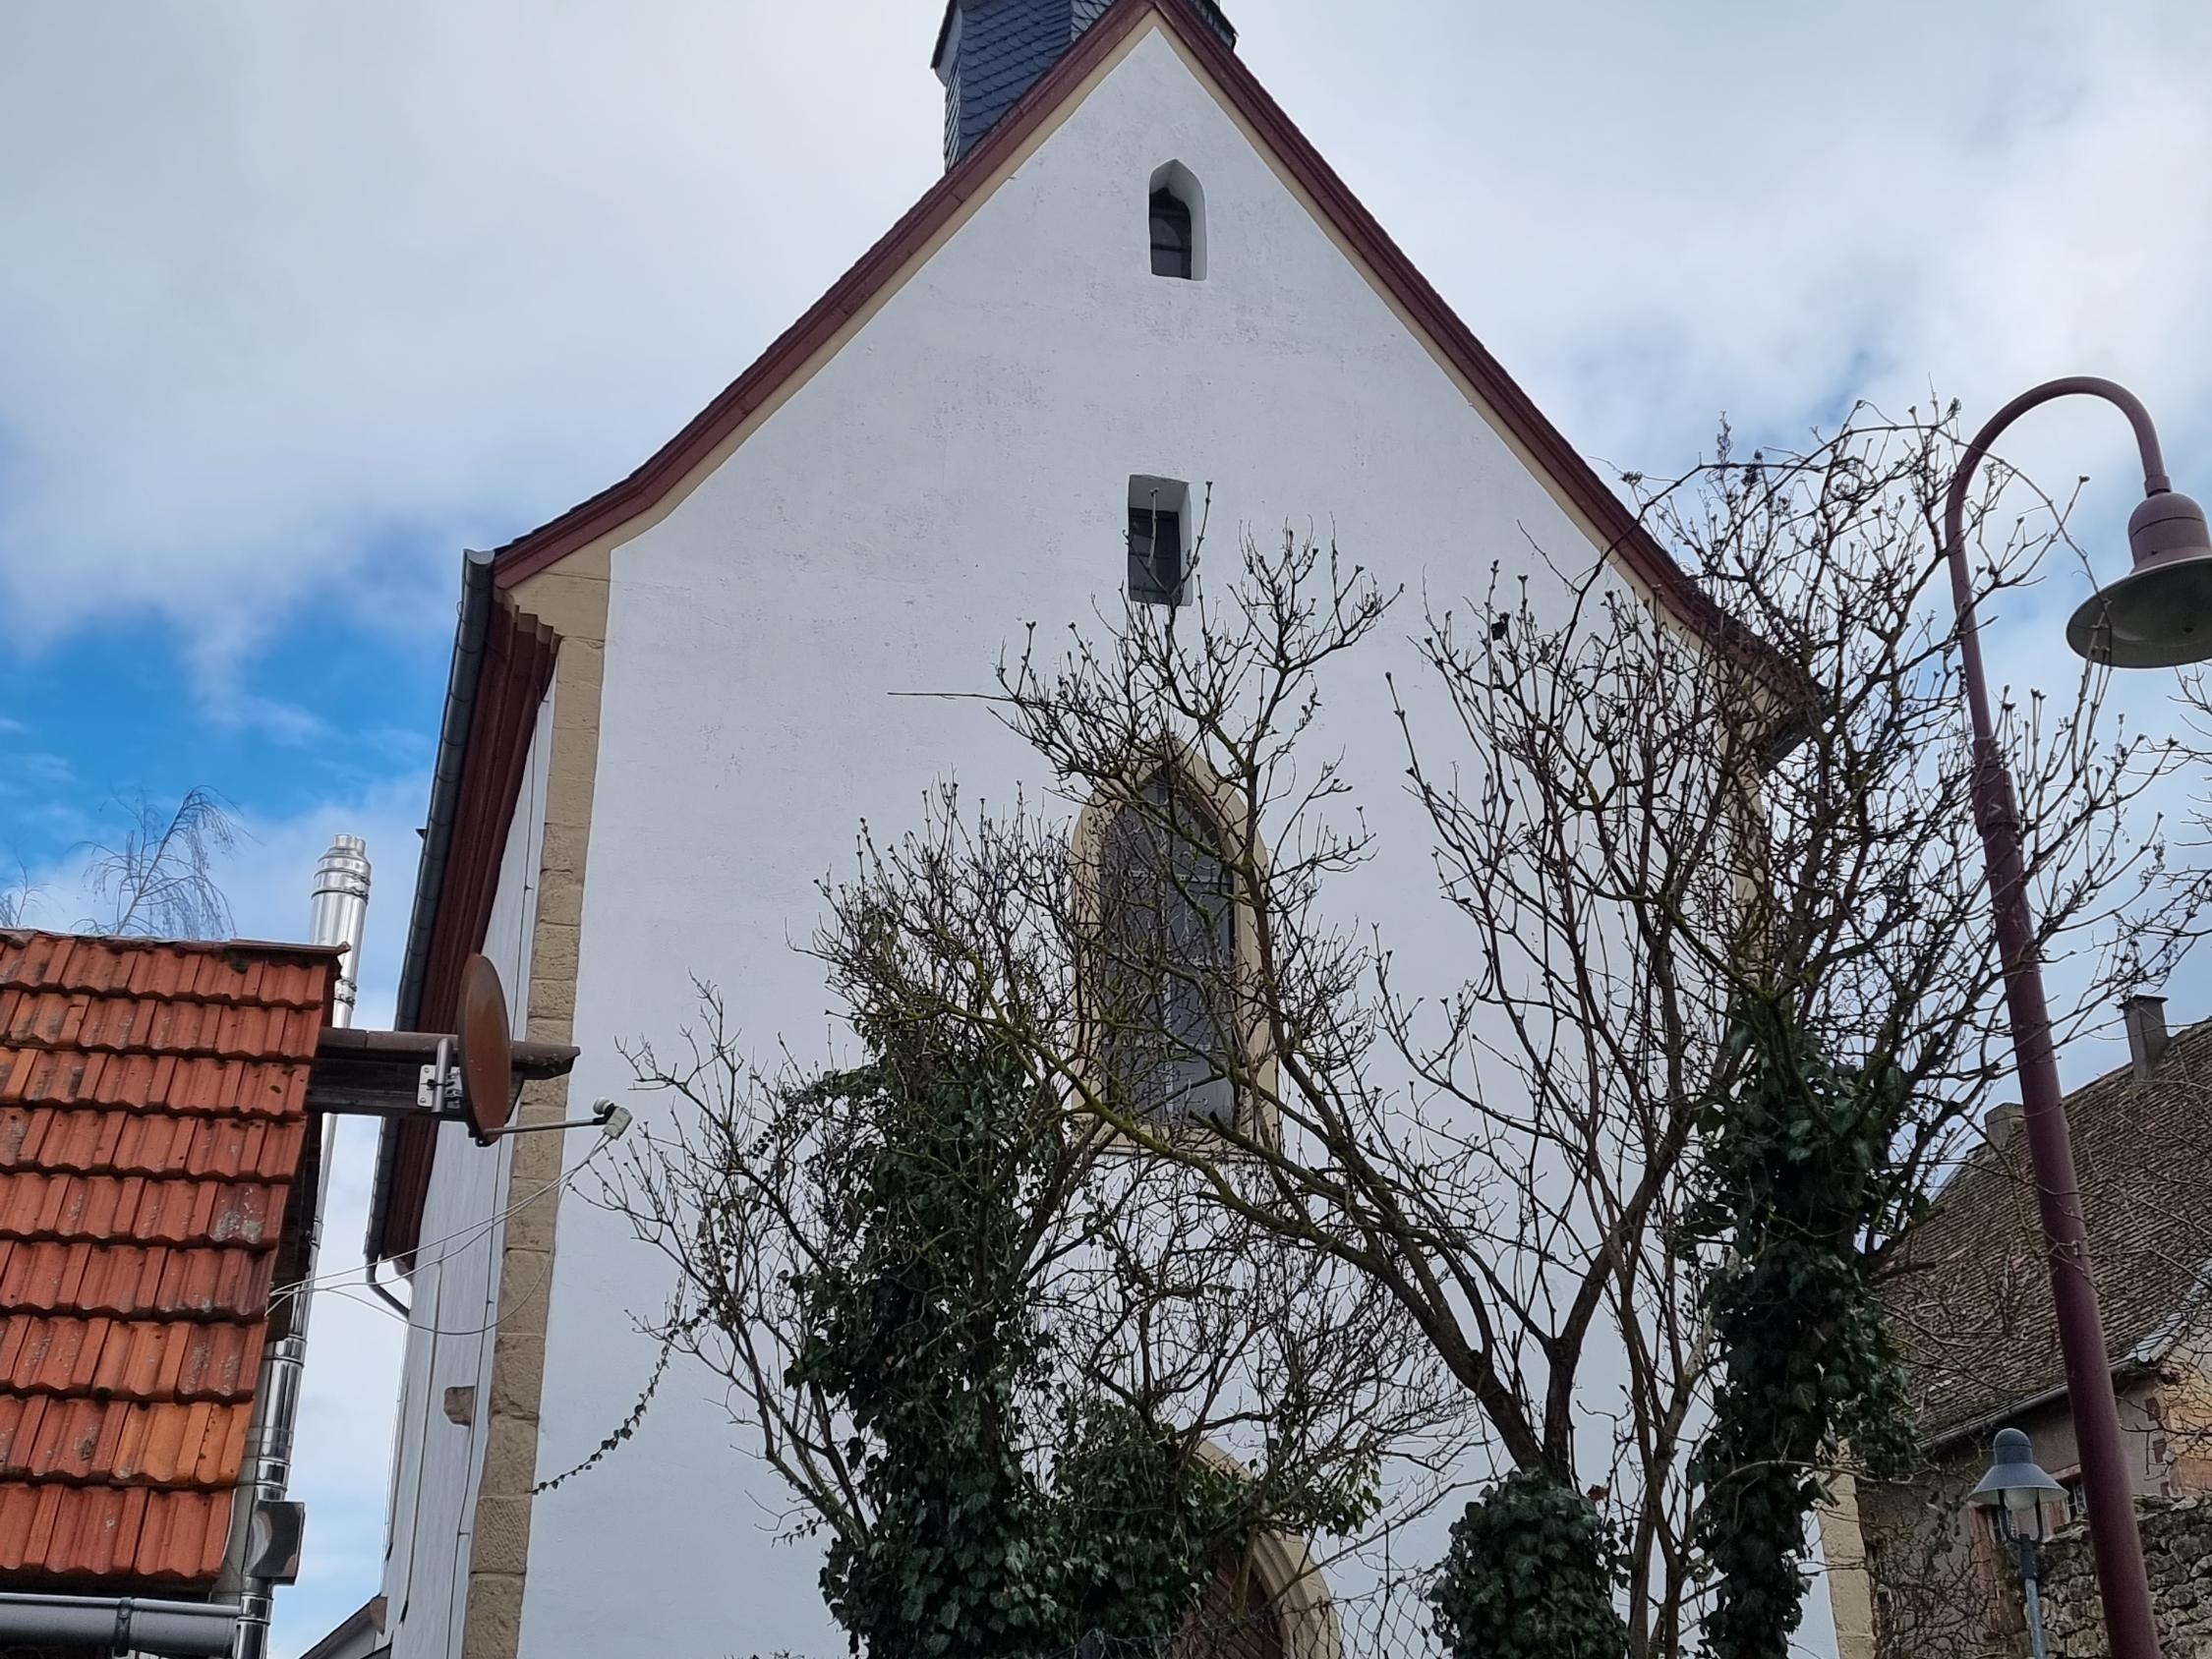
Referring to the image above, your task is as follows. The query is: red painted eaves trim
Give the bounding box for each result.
[376,600,558,1262]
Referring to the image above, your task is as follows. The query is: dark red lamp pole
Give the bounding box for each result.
[1943,376,2212,1659]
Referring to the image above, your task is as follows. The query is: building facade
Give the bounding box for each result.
[1829,1002,2212,1659]
[362,4,1807,1656]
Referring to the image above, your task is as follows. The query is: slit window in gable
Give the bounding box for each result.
[1147,161,1205,280]
[1128,476,1191,605]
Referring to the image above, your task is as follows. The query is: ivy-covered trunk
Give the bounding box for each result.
[788,1044,1065,1658]
[1430,1471,1627,1659]
[1689,1022,1916,1659]
[783,1028,1306,1658]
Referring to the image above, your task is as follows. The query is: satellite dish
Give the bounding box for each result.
[456,953,517,1141]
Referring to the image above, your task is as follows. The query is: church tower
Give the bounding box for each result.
[930,0,1236,169]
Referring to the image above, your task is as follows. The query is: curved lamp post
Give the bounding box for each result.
[1943,375,2212,1659]
[1969,1427,2066,1659]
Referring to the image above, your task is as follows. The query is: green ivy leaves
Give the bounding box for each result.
[784,1036,1310,1657]
[1429,1470,1627,1659]
[1686,1024,1917,1659]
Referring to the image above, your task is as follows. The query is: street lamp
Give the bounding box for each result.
[1969,1427,2066,1659]
[1942,375,2212,1659]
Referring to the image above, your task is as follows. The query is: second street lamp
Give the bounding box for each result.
[1969,1427,2066,1659]
[1941,375,2212,1659]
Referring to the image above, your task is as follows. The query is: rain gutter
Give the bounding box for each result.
[0,1592,241,1657]
[362,546,496,1274]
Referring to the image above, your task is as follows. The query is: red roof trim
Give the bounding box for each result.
[375,602,557,1262]
[491,0,1713,629]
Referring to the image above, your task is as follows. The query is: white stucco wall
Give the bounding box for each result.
[452,27,1845,1658]
[380,681,554,1659]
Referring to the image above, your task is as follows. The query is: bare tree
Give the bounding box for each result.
[598,955,1469,1654]
[79,786,239,938]
[598,403,2201,1658]
[0,861,30,928]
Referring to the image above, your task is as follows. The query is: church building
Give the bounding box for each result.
[360,2,1784,1655]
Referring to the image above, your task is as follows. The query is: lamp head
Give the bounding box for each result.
[2066,490,2212,667]
[1969,1427,2064,1537]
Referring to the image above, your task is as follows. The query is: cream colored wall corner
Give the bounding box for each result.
[459,550,611,1659]
[1817,1471,1881,1659]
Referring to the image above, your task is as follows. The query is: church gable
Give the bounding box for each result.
[486,0,1712,638]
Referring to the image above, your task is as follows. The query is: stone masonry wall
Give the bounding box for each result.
[2040,1497,2212,1659]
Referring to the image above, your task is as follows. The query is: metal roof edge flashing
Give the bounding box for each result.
[366,547,496,1269]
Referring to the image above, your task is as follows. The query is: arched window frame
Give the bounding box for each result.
[1070,748,1274,1147]
[1148,159,1207,281]
[1180,1441,1345,1659]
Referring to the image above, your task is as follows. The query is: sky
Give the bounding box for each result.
[3,0,2210,1652]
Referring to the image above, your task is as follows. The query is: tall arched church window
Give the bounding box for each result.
[1090,771,1238,1127]
[1179,1556,1288,1659]
[1171,1522,1342,1659]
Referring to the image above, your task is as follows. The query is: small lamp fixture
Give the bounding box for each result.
[2066,487,2212,667]
[1968,1427,2066,1659]
[1969,1426,2066,1540]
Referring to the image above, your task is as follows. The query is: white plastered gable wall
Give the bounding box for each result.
[351,17,1845,1657]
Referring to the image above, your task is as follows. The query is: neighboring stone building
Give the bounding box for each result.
[1828,1000,2212,1659]
[2039,1496,2212,1659]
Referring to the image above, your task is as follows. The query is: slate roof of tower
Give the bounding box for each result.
[1884,1016,2212,1442]
[931,0,1232,74]
[945,0,1085,164]
[933,0,1233,167]
[0,931,336,1586]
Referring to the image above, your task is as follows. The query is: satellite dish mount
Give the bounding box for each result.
[414,955,618,1144]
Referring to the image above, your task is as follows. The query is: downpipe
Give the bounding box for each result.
[223,1333,305,1659]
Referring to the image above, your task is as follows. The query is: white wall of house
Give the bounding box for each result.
[375,24,1834,1657]
[380,683,553,1659]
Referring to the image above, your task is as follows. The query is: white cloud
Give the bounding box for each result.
[4,0,2206,747]
[5,1,2207,678]
[0,0,944,673]
[16,752,75,784]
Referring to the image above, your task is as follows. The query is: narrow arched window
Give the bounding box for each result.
[1092,773,1236,1125]
[1150,188,1193,279]
[1170,1479,1339,1659]
[1178,1556,1288,1659]
[1147,161,1205,280]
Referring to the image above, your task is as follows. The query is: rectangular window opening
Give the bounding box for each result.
[1128,476,1192,605]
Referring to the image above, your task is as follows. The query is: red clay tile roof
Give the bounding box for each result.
[0,931,335,1587]
[1885,1016,2212,1443]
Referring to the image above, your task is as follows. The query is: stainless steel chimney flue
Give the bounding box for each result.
[311,834,373,1029]
[225,834,374,1659]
